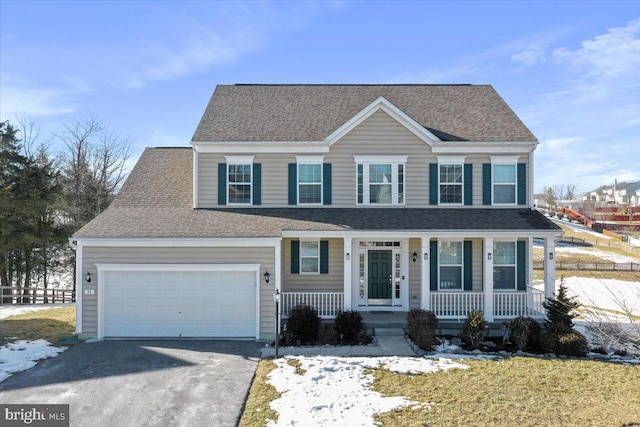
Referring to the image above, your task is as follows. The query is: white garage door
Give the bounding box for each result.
[101,267,257,338]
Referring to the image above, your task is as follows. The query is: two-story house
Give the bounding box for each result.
[72,84,561,340]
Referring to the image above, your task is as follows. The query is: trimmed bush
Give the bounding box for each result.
[509,316,542,352]
[335,311,364,345]
[545,331,589,356]
[406,309,438,350]
[462,310,488,349]
[287,305,321,345]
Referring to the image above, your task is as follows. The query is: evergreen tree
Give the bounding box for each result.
[542,276,580,334]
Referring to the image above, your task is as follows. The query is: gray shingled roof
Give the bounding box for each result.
[75,148,559,238]
[192,84,536,143]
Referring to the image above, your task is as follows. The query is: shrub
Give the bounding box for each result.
[462,310,487,349]
[509,316,542,352]
[335,311,364,345]
[287,305,321,345]
[406,309,438,350]
[561,332,589,356]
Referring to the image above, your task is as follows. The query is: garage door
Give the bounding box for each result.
[101,267,257,338]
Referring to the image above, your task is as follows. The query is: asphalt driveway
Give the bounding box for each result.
[0,340,263,427]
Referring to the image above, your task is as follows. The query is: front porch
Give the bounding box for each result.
[280,287,546,322]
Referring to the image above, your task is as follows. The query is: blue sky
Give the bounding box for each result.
[1,1,638,194]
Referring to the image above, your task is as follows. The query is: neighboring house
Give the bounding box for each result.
[72,84,561,340]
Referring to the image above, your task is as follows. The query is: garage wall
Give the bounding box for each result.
[81,246,276,339]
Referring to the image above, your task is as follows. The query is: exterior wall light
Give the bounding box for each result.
[549,253,554,260]
[346,253,350,261]
[424,253,428,261]
[487,253,492,261]
[412,252,418,263]
[264,271,270,284]
[85,272,92,283]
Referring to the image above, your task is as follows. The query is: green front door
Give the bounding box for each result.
[368,250,392,304]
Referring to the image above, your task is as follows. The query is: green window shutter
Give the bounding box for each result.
[429,163,438,205]
[517,163,527,205]
[323,163,332,205]
[464,164,473,205]
[291,240,300,274]
[517,240,526,291]
[464,240,473,291]
[482,164,491,205]
[430,240,438,291]
[252,163,261,205]
[320,240,329,274]
[288,163,297,205]
[218,163,227,205]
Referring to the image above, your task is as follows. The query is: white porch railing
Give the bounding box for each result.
[281,292,344,319]
[430,292,484,319]
[494,287,545,319]
[429,288,546,320]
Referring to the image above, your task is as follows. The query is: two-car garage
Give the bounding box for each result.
[96,264,260,339]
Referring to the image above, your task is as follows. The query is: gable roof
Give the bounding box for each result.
[192,84,536,143]
[74,148,559,239]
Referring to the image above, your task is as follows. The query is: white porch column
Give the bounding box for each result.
[543,237,557,300]
[420,236,430,310]
[275,241,282,336]
[484,237,494,322]
[343,237,352,311]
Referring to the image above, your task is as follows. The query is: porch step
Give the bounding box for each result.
[374,328,405,337]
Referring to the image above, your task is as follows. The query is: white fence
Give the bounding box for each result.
[281,292,344,318]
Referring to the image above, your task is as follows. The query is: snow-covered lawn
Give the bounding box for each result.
[0,303,75,319]
[556,246,640,263]
[267,355,478,427]
[562,277,640,315]
[0,339,66,382]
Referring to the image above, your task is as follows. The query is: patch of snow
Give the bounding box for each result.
[0,339,66,382]
[562,277,640,316]
[556,247,640,263]
[267,355,469,426]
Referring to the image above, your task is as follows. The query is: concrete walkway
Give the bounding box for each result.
[261,328,417,358]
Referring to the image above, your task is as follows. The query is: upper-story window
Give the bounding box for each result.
[440,164,463,204]
[493,164,516,204]
[354,156,407,205]
[226,156,253,205]
[296,156,324,205]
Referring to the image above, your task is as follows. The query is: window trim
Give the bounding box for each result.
[490,156,519,206]
[226,162,253,205]
[299,240,320,275]
[438,163,464,205]
[493,240,517,291]
[354,156,407,206]
[296,159,323,206]
[438,240,463,291]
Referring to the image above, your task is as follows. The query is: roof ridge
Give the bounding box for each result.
[232,83,477,87]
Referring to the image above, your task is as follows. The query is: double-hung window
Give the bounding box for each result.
[354,156,407,205]
[491,157,518,205]
[439,241,463,290]
[226,157,253,205]
[297,157,323,205]
[439,164,463,204]
[300,240,320,274]
[494,241,516,290]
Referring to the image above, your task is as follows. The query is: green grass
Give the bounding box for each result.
[0,307,76,345]
[240,357,640,427]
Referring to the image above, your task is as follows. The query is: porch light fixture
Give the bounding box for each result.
[549,253,554,260]
[346,253,350,261]
[487,253,492,261]
[264,271,270,284]
[424,253,428,261]
[412,252,418,263]
[85,272,92,283]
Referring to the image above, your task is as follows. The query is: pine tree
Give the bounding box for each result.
[542,276,580,334]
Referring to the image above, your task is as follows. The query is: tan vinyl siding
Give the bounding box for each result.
[328,110,432,207]
[196,111,532,209]
[471,239,483,291]
[408,238,422,309]
[81,246,275,339]
[283,238,343,292]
